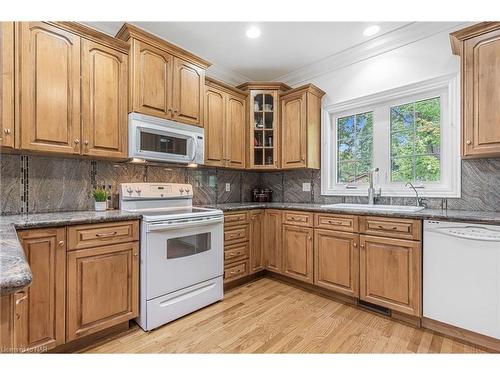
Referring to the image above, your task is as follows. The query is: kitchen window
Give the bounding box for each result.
[322,74,460,198]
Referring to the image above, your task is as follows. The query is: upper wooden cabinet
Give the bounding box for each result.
[0,22,15,149]
[19,22,82,155]
[281,84,324,169]
[16,22,130,159]
[204,77,247,168]
[450,22,500,158]
[237,82,291,169]
[16,228,66,351]
[117,23,210,127]
[81,39,128,158]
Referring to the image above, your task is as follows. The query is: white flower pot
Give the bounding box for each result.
[94,201,107,212]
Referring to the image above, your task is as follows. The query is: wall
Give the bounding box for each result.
[0,153,261,215]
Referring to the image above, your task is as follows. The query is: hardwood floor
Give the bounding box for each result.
[82,278,485,353]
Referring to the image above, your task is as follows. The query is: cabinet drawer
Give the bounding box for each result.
[67,220,139,250]
[282,211,313,227]
[224,225,249,244]
[315,213,358,232]
[224,261,249,282]
[224,211,249,227]
[224,242,249,264]
[360,216,421,240]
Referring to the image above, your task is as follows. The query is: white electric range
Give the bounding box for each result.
[120,182,224,331]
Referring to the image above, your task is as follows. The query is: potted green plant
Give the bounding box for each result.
[91,187,108,212]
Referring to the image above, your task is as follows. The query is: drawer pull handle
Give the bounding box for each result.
[230,269,242,275]
[328,220,343,225]
[96,231,118,237]
[377,225,398,230]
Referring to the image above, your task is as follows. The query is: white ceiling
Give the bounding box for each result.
[83,22,413,81]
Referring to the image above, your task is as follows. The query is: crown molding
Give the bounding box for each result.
[273,22,471,87]
[206,64,252,87]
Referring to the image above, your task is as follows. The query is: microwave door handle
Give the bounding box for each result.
[147,217,223,232]
[189,136,197,161]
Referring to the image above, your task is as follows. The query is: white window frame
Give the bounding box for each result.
[321,74,461,198]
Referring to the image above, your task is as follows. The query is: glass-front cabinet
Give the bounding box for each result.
[250,90,279,168]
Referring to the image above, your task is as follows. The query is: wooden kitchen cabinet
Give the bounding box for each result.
[264,209,283,273]
[117,23,210,127]
[314,229,359,297]
[359,235,421,316]
[281,84,324,169]
[19,22,81,155]
[249,210,265,273]
[81,39,128,158]
[204,78,247,168]
[66,242,139,341]
[451,22,500,158]
[0,22,15,149]
[282,224,314,284]
[16,228,66,351]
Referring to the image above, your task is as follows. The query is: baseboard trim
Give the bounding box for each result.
[422,317,500,353]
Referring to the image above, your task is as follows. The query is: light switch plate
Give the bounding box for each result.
[302,182,311,192]
[225,183,231,192]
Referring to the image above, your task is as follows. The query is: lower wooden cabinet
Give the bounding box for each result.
[282,224,314,284]
[249,210,265,273]
[264,210,282,273]
[314,229,359,297]
[16,228,66,351]
[359,235,421,316]
[66,242,139,341]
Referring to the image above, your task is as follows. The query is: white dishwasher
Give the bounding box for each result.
[424,220,500,339]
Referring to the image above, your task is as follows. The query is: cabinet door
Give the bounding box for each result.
[1,22,15,148]
[172,57,204,126]
[463,28,500,157]
[249,210,265,273]
[282,224,313,283]
[17,228,66,351]
[204,87,225,166]
[281,92,307,168]
[314,229,359,297]
[360,235,421,316]
[225,95,246,168]
[81,39,128,159]
[0,294,14,351]
[131,39,172,119]
[19,22,81,154]
[264,210,282,273]
[66,242,139,341]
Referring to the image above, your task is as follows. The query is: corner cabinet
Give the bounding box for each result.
[450,22,500,158]
[0,22,15,149]
[264,209,283,273]
[17,22,130,159]
[281,84,325,169]
[204,78,247,168]
[117,23,210,127]
[249,210,265,273]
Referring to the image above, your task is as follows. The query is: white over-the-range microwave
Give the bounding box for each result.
[128,112,204,165]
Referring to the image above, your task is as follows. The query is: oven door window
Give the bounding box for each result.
[167,232,211,259]
[140,131,188,156]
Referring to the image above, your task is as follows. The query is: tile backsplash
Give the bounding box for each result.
[1,154,499,214]
[0,154,262,215]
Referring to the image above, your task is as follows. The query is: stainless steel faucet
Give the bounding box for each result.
[405,182,428,207]
[368,167,381,205]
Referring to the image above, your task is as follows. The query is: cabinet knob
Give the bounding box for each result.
[134,253,138,257]
[301,157,305,161]
[58,240,64,247]
[84,140,89,145]
[74,138,80,144]
[353,243,357,248]
[466,140,472,145]
[3,128,11,134]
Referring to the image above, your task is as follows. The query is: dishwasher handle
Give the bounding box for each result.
[427,226,500,242]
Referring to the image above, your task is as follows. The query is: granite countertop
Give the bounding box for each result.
[0,210,142,296]
[208,202,500,225]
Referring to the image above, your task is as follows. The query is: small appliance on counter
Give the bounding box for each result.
[252,188,273,202]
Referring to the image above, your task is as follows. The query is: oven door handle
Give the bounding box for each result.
[147,216,223,232]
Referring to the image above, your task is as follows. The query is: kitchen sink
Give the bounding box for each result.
[320,203,425,213]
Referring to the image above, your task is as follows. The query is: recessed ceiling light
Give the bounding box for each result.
[363,25,381,37]
[246,26,261,39]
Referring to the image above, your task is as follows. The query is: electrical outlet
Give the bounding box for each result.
[302,182,311,192]
[225,183,230,192]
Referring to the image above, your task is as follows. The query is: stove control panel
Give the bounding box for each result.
[120,183,193,199]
